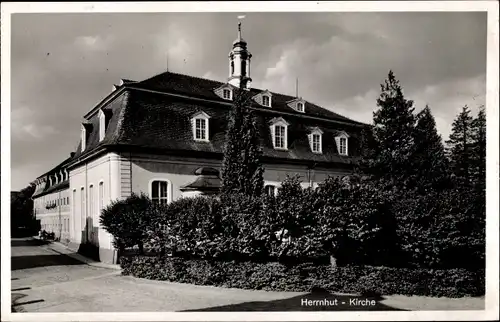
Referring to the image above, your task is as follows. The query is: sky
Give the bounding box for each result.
[9,12,487,191]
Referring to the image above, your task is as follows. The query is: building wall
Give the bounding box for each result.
[66,150,352,263]
[127,152,352,200]
[69,152,121,262]
[33,189,70,242]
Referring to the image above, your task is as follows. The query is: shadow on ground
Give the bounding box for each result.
[182,292,407,311]
[11,239,51,247]
[11,254,84,270]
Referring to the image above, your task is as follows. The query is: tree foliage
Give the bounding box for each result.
[446,105,474,188]
[221,77,264,197]
[366,70,416,190]
[11,183,37,235]
[412,105,451,192]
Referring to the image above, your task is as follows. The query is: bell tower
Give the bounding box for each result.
[228,22,252,89]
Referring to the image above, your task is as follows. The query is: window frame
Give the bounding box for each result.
[81,125,87,151]
[222,88,232,100]
[149,179,172,206]
[262,95,271,107]
[269,118,289,150]
[264,184,278,197]
[339,137,347,155]
[191,112,211,142]
[99,109,106,142]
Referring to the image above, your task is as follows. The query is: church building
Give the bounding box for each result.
[31,22,367,263]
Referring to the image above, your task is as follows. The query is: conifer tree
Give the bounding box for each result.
[221,77,264,197]
[471,106,486,192]
[368,70,416,190]
[446,105,474,188]
[412,105,450,192]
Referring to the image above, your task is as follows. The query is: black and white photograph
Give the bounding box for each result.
[1,1,499,321]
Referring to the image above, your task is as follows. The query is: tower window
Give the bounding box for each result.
[241,60,246,77]
[231,61,235,75]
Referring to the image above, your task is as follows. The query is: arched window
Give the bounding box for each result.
[151,180,171,205]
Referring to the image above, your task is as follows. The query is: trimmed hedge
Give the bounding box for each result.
[120,255,485,298]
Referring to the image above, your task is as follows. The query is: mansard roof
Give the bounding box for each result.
[130,71,365,124]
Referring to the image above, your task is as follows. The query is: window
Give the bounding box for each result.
[231,60,234,75]
[72,189,76,232]
[98,182,104,216]
[297,102,304,112]
[339,137,347,155]
[195,118,207,140]
[241,60,247,77]
[191,111,210,142]
[265,185,277,197]
[81,125,86,151]
[80,187,85,229]
[151,180,170,205]
[223,89,232,100]
[99,110,106,142]
[312,133,321,153]
[89,185,94,223]
[274,125,286,149]
[262,95,270,107]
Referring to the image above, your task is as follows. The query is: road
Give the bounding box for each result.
[10,238,484,312]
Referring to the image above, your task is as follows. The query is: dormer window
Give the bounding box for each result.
[308,127,323,154]
[191,111,211,142]
[269,117,289,150]
[262,95,270,107]
[253,90,273,107]
[214,84,234,101]
[335,131,350,156]
[81,125,87,151]
[223,89,232,100]
[339,137,347,155]
[286,98,306,113]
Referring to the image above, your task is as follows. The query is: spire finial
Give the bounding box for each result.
[237,15,245,39]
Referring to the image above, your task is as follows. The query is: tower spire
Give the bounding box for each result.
[228,16,252,89]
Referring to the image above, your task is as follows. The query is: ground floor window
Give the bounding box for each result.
[151,180,170,205]
[264,184,278,197]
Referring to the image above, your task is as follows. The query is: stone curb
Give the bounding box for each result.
[33,237,121,270]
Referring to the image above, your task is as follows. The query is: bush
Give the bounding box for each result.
[393,187,485,269]
[100,193,158,253]
[143,175,401,265]
[120,255,485,297]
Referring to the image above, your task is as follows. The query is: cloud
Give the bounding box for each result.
[74,35,110,51]
[11,106,59,140]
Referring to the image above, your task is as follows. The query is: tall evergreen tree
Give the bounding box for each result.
[221,78,264,197]
[368,70,416,190]
[412,105,450,192]
[471,105,486,192]
[445,105,474,188]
